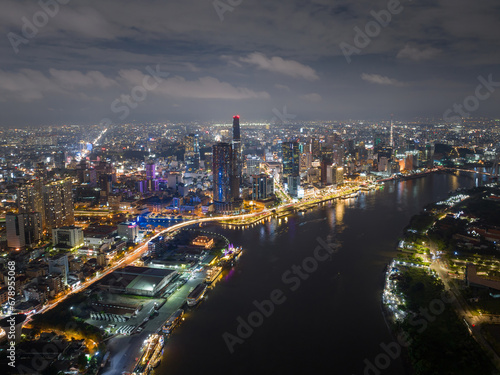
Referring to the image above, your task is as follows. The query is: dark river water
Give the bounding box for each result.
[156,172,488,375]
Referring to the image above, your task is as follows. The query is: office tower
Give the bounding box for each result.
[282,141,301,197]
[300,152,313,172]
[184,133,200,169]
[246,155,262,176]
[378,156,389,173]
[146,161,156,180]
[390,114,394,148]
[251,174,274,200]
[287,175,301,198]
[320,159,330,186]
[6,212,42,250]
[136,180,148,194]
[405,153,414,171]
[422,144,434,168]
[325,165,334,185]
[334,166,344,185]
[43,179,74,231]
[203,152,213,171]
[52,226,84,248]
[332,141,344,166]
[6,213,25,249]
[321,143,333,162]
[232,115,242,200]
[212,142,233,211]
[310,138,321,158]
[94,161,116,188]
[282,141,300,178]
[24,212,42,246]
[99,174,112,194]
[345,139,355,154]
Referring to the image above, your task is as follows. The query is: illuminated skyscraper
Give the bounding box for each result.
[246,155,262,176]
[390,114,394,148]
[309,137,321,158]
[213,142,233,212]
[251,174,274,200]
[184,133,200,169]
[7,212,42,250]
[146,161,156,180]
[232,115,242,200]
[6,213,25,249]
[282,141,300,178]
[282,141,301,197]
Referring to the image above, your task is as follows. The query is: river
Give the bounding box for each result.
[155,172,489,375]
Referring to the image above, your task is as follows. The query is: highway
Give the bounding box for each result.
[20,182,366,331]
[23,201,304,323]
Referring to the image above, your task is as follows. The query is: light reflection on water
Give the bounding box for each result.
[157,173,490,375]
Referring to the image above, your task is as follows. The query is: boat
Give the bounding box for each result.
[133,333,163,375]
[233,247,243,261]
[152,355,162,369]
[187,284,207,306]
[360,184,376,191]
[162,309,184,335]
[205,266,223,284]
[341,191,359,199]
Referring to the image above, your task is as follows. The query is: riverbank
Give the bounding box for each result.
[383,262,494,374]
[219,185,366,227]
[153,173,486,375]
[382,181,500,374]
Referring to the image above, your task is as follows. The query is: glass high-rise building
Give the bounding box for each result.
[184,133,200,169]
[231,116,242,200]
[282,141,301,197]
[282,141,300,178]
[213,142,233,210]
[251,174,274,200]
[146,161,156,180]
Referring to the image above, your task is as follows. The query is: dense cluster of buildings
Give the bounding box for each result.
[0,117,499,317]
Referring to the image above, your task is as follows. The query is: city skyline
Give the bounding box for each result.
[1,1,500,374]
[1,114,500,374]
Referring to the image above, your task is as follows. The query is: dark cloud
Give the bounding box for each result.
[0,0,499,126]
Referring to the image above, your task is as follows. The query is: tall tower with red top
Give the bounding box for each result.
[231,115,242,200]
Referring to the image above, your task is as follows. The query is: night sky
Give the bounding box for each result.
[1,0,499,126]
